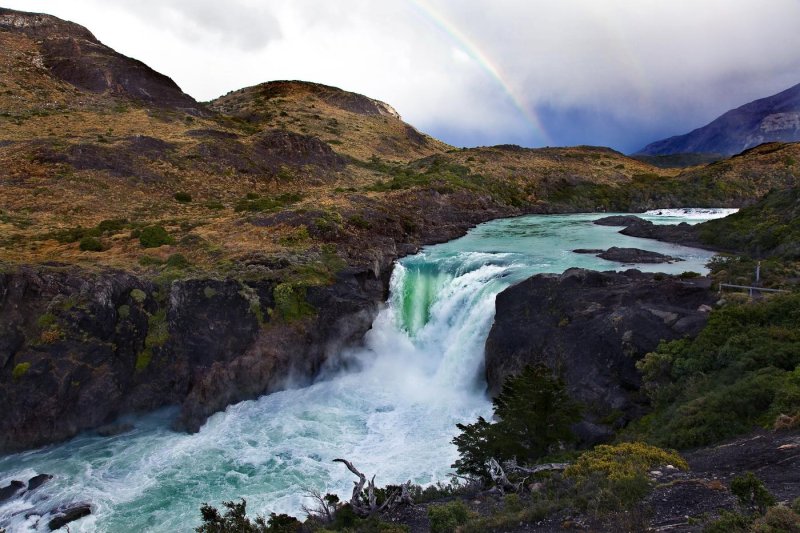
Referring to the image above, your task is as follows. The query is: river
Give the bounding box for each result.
[0,209,733,532]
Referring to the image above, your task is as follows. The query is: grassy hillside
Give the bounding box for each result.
[1,7,799,285]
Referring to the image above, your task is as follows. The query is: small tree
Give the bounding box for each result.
[452,365,581,479]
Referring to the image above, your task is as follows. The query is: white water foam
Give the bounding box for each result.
[643,207,738,220]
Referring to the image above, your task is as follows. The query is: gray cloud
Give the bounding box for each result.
[5,0,800,151]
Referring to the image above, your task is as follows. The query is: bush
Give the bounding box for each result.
[174,192,192,203]
[165,253,190,269]
[752,505,800,532]
[139,225,174,248]
[427,501,471,533]
[636,295,800,448]
[272,283,315,322]
[452,365,581,479]
[79,236,104,252]
[565,442,687,482]
[703,510,752,533]
[12,362,30,380]
[731,472,776,515]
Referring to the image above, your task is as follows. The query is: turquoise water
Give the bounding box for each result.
[0,211,725,532]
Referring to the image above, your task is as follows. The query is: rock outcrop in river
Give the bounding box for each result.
[484,268,717,443]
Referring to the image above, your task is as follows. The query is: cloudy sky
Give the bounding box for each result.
[6,0,800,152]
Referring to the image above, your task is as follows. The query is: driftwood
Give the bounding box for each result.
[333,458,413,517]
[487,458,571,493]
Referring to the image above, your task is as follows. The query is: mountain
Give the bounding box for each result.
[637,82,800,157]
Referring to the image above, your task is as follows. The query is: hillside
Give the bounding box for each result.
[637,82,800,156]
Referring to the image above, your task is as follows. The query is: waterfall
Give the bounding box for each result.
[0,211,723,532]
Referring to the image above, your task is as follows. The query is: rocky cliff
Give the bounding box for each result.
[0,261,387,453]
[484,268,716,443]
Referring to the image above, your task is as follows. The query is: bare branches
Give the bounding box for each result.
[486,458,571,493]
[333,458,414,517]
[301,488,337,523]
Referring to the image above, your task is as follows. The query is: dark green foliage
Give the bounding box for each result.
[703,511,752,533]
[637,295,800,449]
[139,225,175,248]
[79,236,104,252]
[97,218,128,233]
[731,472,776,515]
[174,192,193,203]
[235,193,303,212]
[195,499,300,533]
[698,188,800,259]
[165,253,190,269]
[204,200,225,210]
[427,501,471,533]
[348,214,372,229]
[452,365,581,478]
[272,283,315,321]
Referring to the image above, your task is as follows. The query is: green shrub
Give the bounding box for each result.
[452,365,581,479]
[117,305,130,319]
[272,283,314,322]
[97,219,128,233]
[731,472,776,515]
[79,236,104,252]
[348,215,372,229]
[203,200,225,210]
[130,288,147,303]
[165,253,190,269]
[703,510,752,533]
[427,501,470,533]
[37,312,57,329]
[637,295,800,448]
[12,362,30,380]
[139,225,174,248]
[174,192,192,203]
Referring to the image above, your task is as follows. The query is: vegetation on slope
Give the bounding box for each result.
[635,294,800,449]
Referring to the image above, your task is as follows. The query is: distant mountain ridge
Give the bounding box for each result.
[637,82,800,157]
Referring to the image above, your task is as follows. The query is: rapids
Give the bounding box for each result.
[0,211,729,532]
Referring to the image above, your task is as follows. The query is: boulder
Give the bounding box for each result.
[27,473,53,491]
[0,480,24,502]
[47,503,92,531]
[597,247,683,264]
[593,215,646,226]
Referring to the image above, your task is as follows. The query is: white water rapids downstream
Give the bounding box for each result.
[0,211,732,532]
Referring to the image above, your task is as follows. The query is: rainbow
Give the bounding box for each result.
[407,0,552,145]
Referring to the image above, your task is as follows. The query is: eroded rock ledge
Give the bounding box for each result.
[484,268,716,444]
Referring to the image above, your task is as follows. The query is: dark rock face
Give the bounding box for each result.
[47,503,92,531]
[33,137,175,183]
[484,269,716,443]
[637,81,800,156]
[252,130,347,171]
[27,474,53,491]
[0,7,204,114]
[0,263,387,452]
[0,480,25,502]
[593,215,645,227]
[597,247,682,264]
